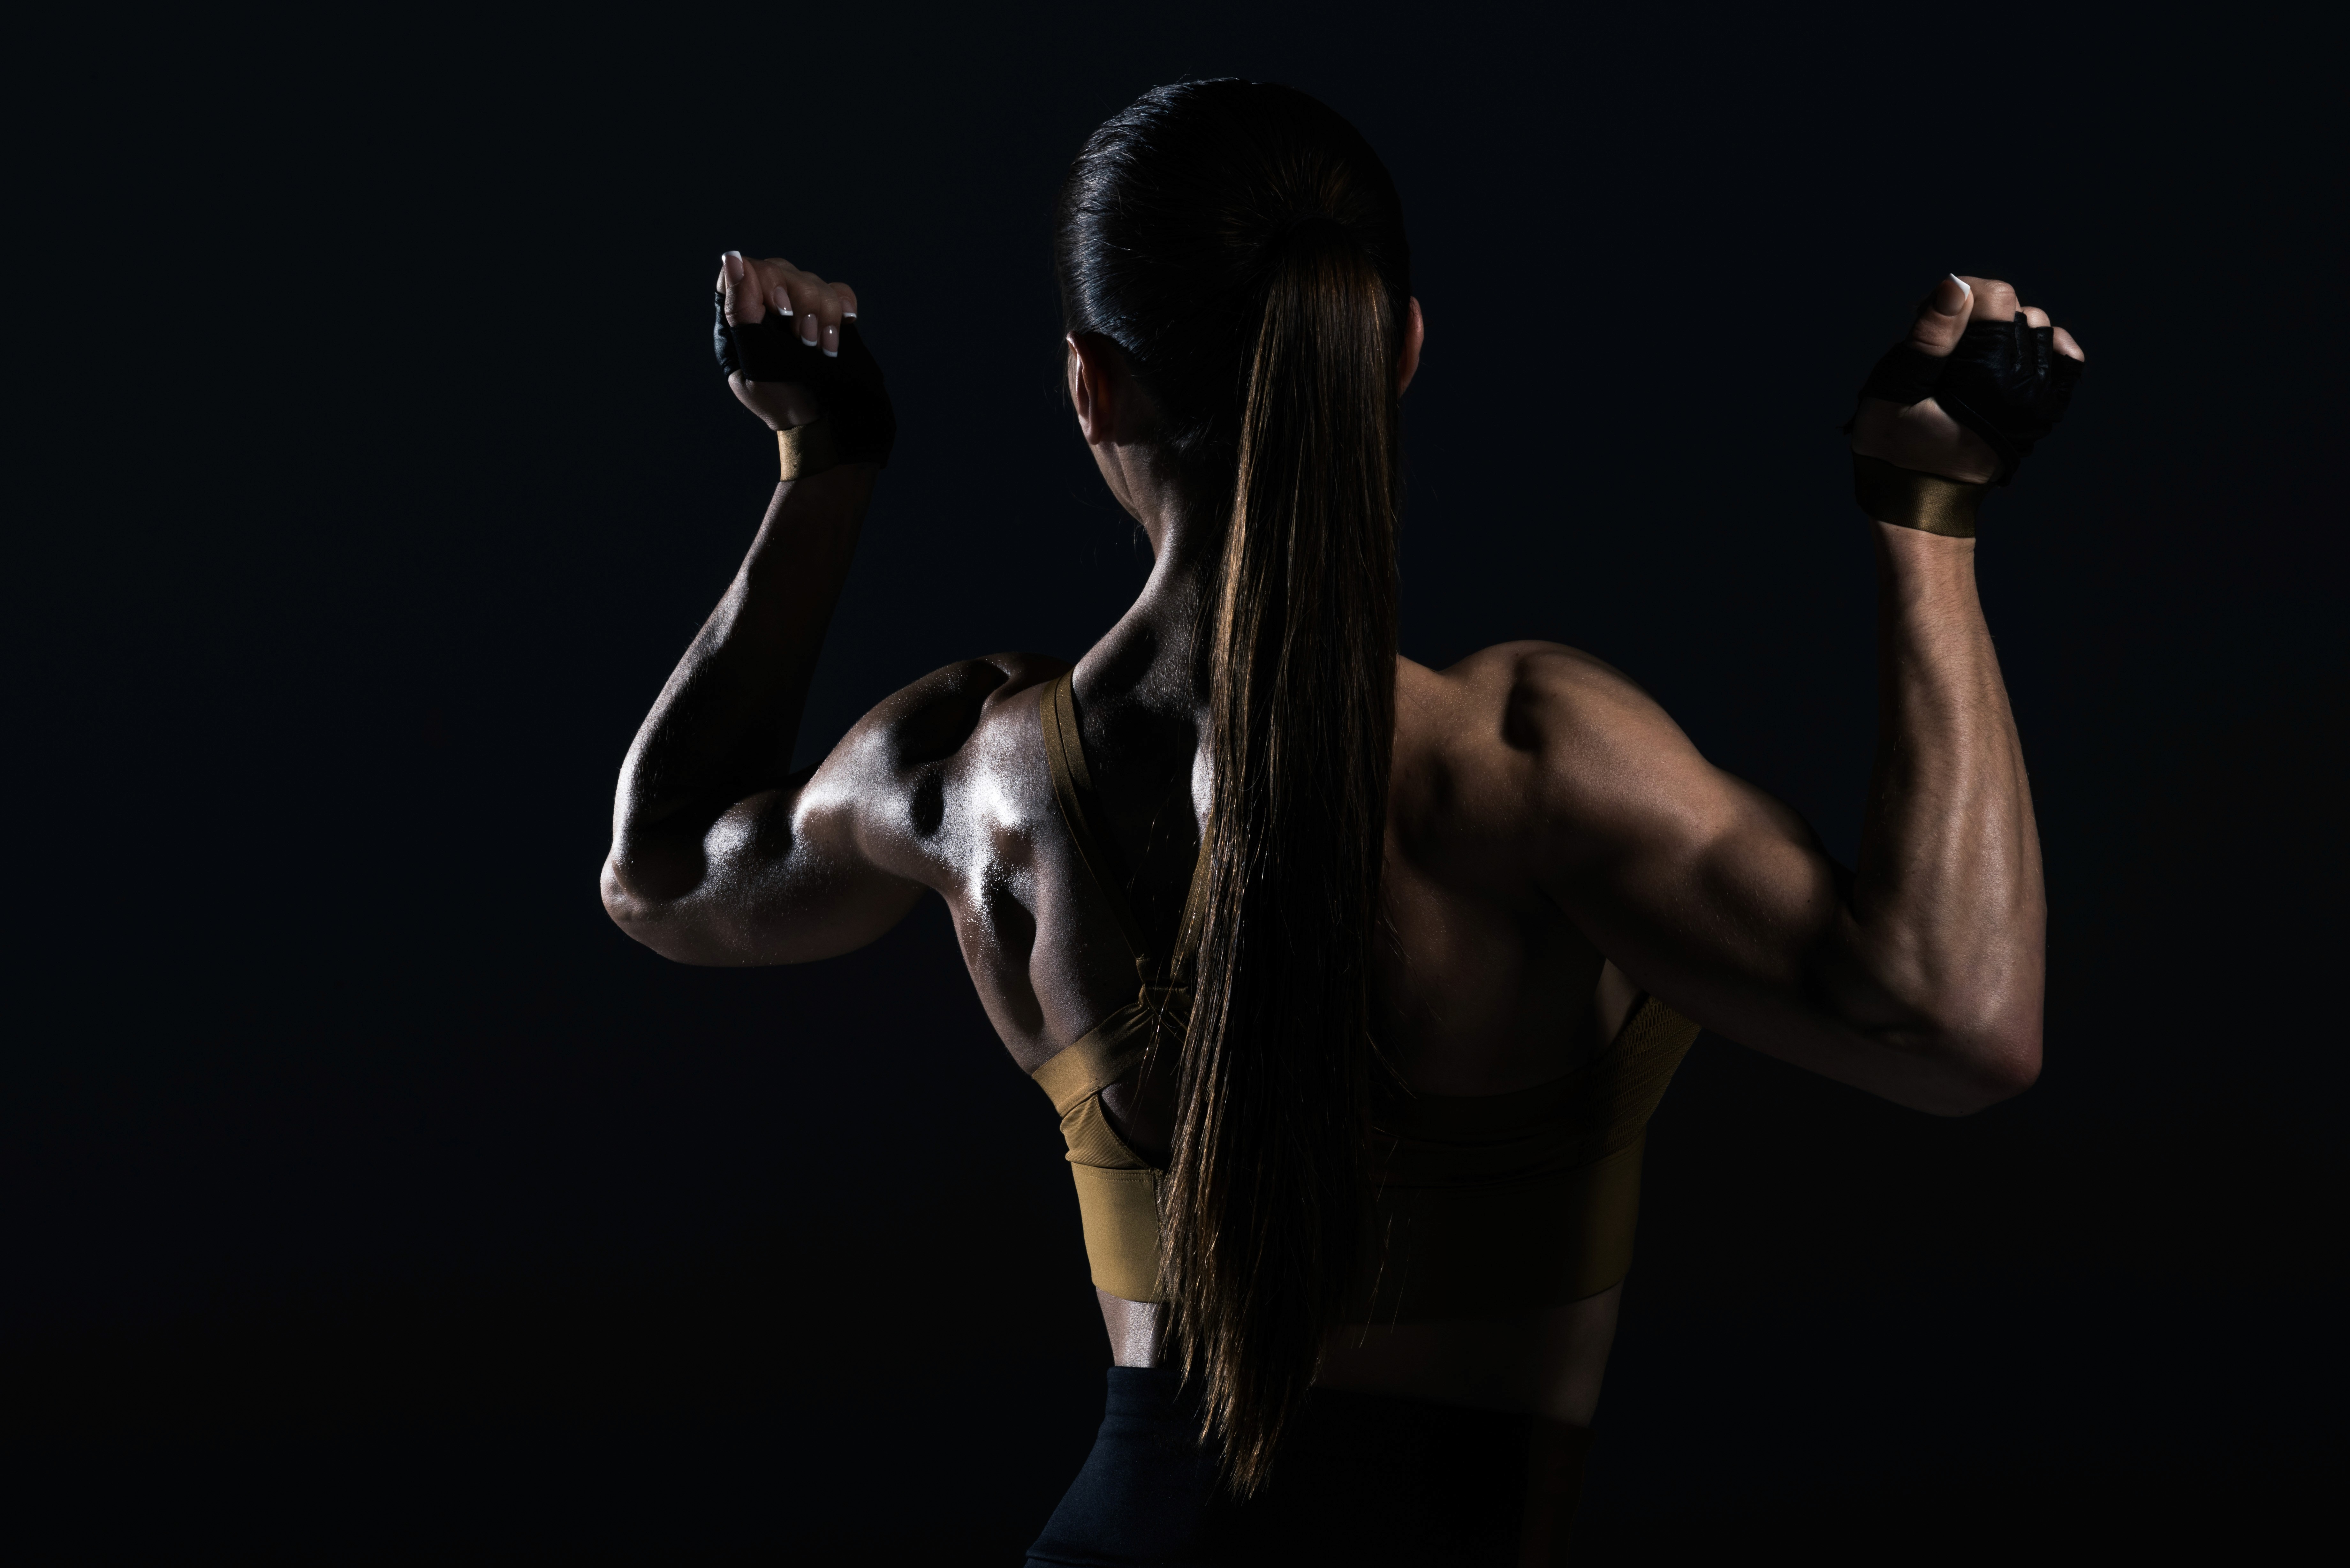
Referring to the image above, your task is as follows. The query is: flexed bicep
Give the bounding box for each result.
[603,657,1042,966]
[604,749,922,968]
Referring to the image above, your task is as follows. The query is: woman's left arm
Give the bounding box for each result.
[601,254,928,965]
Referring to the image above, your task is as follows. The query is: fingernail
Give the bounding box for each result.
[842,311,857,320]
[772,285,790,314]
[800,314,819,346]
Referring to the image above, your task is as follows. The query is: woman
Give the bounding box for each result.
[602,80,2078,1565]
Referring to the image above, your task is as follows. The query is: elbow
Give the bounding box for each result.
[1923,1011,2042,1116]
[1939,1039,2040,1115]
[600,848,756,966]
[601,855,651,938]
[1854,943,2043,1115]
[600,852,679,956]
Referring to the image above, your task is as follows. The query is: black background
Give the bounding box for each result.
[11,5,2344,1562]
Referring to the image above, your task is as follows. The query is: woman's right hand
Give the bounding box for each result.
[715,251,863,432]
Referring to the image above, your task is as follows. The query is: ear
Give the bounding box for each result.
[1397,297,1425,396]
[1067,332,1122,446]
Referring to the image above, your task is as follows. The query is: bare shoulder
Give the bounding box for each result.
[1405,641,1689,772]
[800,651,1069,876]
[1397,642,1727,861]
[830,651,1066,770]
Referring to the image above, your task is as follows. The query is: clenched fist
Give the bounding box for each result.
[713,252,895,468]
[1850,275,2085,486]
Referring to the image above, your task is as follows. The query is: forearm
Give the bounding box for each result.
[1846,520,2044,1092]
[605,464,875,904]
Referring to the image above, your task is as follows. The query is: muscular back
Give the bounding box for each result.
[744,641,1648,1155]
[771,631,1830,1126]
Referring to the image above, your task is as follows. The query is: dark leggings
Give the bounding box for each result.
[1026,1366,1590,1566]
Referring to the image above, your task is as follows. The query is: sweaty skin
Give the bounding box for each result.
[603,261,2068,1425]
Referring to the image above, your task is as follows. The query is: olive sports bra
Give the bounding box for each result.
[1031,671,1700,1321]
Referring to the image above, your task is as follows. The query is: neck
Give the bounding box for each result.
[1089,457,1222,706]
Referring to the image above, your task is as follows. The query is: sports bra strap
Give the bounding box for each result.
[1040,670,1158,983]
[1031,997,1182,1114]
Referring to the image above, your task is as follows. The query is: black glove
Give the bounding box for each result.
[1855,314,2082,486]
[712,292,897,467]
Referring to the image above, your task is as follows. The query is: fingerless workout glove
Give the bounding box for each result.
[1856,313,2082,486]
[712,292,897,468]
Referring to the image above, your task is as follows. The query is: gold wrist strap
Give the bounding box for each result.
[1852,454,1986,538]
[777,420,841,482]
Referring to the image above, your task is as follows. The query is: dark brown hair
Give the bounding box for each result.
[1055,80,1408,1493]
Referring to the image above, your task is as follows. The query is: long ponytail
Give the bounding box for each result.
[1163,220,1401,1492]
[1054,80,1411,1494]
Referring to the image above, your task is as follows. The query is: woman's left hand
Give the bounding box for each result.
[716,252,862,431]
